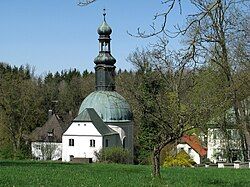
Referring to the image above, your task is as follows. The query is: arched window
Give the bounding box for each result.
[105,139,109,147]
[70,155,74,161]
[123,137,126,149]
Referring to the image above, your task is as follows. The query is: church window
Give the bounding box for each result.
[123,137,126,148]
[105,139,109,147]
[69,139,74,146]
[90,139,95,147]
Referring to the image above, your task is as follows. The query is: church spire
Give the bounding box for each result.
[103,8,106,22]
[94,12,116,91]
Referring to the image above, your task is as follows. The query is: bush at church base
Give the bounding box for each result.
[95,147,132,164]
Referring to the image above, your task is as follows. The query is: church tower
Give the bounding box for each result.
[94,11,116,91]
[78,12,134,158]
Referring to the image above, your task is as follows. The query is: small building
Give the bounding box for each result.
[177,134,207,164]
[30,112,69,160]
[62,108,122,162]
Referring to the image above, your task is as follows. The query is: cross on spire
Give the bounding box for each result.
[103,8,106,21]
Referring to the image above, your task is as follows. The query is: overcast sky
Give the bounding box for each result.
[0,0,192,76]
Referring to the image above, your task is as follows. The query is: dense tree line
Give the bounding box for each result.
[0,54,249,166]
[0,64,95,159]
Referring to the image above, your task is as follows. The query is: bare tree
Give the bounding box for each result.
[77,0,97,6]
[123,36,210,176]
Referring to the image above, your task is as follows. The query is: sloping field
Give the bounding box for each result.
[0,160,249,187]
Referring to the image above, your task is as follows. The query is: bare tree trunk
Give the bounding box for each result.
[152,146,161,177]
[232,91,250,160]
[240,123,250,160]
[236,98,250,160]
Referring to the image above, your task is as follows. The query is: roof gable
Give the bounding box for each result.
[181,135,207,157]
[74,109,92,122]
[74,108,117,135]
[30,114,64,142]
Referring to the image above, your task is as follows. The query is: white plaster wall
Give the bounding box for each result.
[207,128,241,163]
[177,143,201,164]
[207,128,225,163]
[31,142,62,160]
[108,125,125,141]
[62,122,102,162]
[63,122,100,136]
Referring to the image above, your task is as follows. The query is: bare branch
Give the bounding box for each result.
[77,0,97,6]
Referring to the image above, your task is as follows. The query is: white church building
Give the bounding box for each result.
[62,108,124,162]
[62,13,133,162]
[30,13,133,162]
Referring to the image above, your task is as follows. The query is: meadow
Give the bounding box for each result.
[0,160,249,187]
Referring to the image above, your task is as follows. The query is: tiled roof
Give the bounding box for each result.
[181,135,207,157]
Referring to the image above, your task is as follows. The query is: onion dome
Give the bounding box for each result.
[97,21,112,36]
[78,91,132,122]
[94,52,116,65]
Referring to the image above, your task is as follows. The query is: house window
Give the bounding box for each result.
[36,144,41,150]
[90,139,95,147]
[105,139,109,147]
[69,139,74,146]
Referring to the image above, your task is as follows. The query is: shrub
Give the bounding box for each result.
[163,150,195,167]
[95,147,132,164]
[201,157,211,164]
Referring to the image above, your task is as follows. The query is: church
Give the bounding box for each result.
[30,13,133,162]
[61,13,133,162]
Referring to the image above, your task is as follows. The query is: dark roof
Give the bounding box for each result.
[74,109,92,122]
[30,114,69,142]
[181,135,207,157]
[74,108,118,136]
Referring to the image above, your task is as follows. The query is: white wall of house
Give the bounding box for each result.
[207,128,223,163]
[31,142,62,160]
[207,128,242,163]
[177,143,201,164]
[62,122,102,162]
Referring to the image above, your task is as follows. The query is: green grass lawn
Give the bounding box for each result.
[0,160,249,187]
